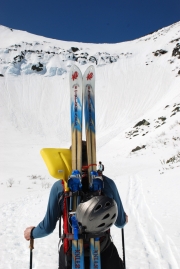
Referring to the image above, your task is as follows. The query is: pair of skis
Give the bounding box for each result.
[68,65,101,269]
[70,64,96,174]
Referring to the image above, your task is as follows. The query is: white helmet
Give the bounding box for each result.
[76,196,118,233]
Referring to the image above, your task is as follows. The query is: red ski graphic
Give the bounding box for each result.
[72,71,79,81]
[87,72,93,80]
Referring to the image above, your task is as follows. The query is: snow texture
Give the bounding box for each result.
[0,22,180,268]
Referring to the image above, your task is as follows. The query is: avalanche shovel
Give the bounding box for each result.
[29,238,34,269]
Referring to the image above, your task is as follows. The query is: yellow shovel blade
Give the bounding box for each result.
[40,148,72,184]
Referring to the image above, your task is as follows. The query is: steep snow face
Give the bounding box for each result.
[0,23,180,269]
[0,22,180,143]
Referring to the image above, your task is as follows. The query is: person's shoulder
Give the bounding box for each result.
[51,180,64,192]
[103,175,117,190]
[103,175,115,185]
[102,175,118,199]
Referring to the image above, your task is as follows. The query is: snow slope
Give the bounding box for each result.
[0,22,180,268]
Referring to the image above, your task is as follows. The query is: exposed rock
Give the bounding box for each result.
[166,152,180,163]
[13,54,24,63]
[153,49,168,56]
[134,119,150,128]
[89,56,97,64]
[158,116,166,121]
[71,47,79,53]
[31,62,43,72]
[172,43,180,57]
[172,106,180,112]
[80,52,88,57]
[133,134,139,137]
[0,74,4,77]
[170,38,180,43]
[132,145,146,152]
[110,56,119,63]
[132,146,141,152]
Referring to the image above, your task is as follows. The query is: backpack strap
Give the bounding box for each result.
[62,231,107,241]
[61,230,111,254]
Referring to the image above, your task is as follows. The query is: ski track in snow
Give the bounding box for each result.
[1,181,180,269]
[126,175,180,269]
[0,192,60,269]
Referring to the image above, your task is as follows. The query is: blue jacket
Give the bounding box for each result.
[32,176,126,239]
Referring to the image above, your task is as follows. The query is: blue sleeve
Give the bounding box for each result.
[103,176,126,228]
[32,180,64,239]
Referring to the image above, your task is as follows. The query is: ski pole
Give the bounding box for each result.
[29,238,34,269]
[121,228,126,269]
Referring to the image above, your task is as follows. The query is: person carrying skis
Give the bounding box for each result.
[24,142,128,269]
[97,161,104,174]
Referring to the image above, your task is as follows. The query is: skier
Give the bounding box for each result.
[97,161,104,174]
[24,142,128,269]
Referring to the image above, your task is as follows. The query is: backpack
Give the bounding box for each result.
[102,164,104,171]
[59,167,117,264]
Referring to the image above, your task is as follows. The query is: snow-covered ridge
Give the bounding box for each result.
[138,21,180,42]
[0,22,180,77]
[0,41,121,76]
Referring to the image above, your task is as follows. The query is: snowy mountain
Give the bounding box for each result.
[0,22,180,269]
